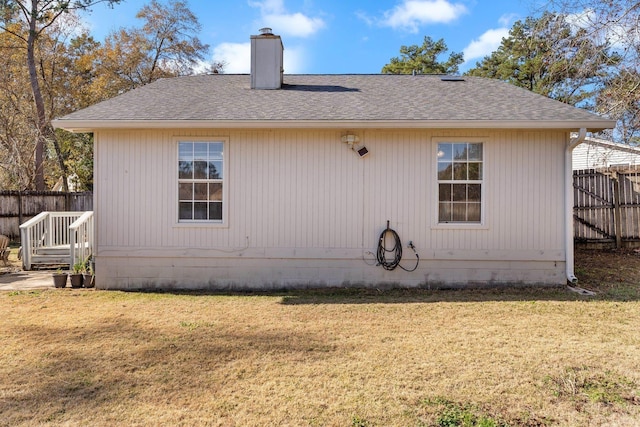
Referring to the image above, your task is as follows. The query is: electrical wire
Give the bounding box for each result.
[375,225,419,272]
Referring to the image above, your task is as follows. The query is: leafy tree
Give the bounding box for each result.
[93,0,210,98]
[382,36,464,75]
[465,12,620,106]
[0,23,37,189]
[0,0,212,190]
[0,0,122,191]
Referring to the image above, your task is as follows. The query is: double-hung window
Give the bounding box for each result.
[437,142,483,223]
[178,140,224,222]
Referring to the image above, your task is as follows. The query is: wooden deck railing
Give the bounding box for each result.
[69,211,94,269]
[19,211,92,270]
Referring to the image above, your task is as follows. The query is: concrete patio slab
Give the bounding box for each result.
[0,271,55,291]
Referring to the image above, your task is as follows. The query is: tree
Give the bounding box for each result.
[382,36,464,75]
[544,0,639,60]
[93,0,210,98]
[466,12,620,106]
[0,0,211,191]
[543,1,640,142]
[597,70,640,144]
[0,0,122,190]
[0,22,37,189]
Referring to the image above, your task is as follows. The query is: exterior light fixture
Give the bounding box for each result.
[341,134,359,147]
[341,133,369,158]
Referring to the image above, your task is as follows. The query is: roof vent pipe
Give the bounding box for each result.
[259,27,273,35]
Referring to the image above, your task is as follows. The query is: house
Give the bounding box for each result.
[52,30,616,290]
[573,137,640,170]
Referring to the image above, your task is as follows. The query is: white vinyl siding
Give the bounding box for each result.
[93,129,568,288]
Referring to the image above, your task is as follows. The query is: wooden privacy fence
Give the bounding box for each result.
[574,167,640,248]
[0,191,93,240]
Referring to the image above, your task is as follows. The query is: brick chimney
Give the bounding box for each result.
[250,28,283,90]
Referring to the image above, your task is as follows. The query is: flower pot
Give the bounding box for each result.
[83,274,95,288]
[70,273,84,288]
[52,273,68,288]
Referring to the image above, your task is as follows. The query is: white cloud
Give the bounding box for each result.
[498,13,519,27]
[262,12,325,37]
[282,45,305,73]
[462,28,509,62]
[213,42,251,73]
[564,8,596,29]
[355,10,375,27]
[565,8,640,49]
[211,1,317,74]
[249,0,325,38]
[381,0,468,33]
[212,42,306,74]
[248,0,285,14]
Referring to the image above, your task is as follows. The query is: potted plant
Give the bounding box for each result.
[70,261,84,288]
[52,269,68,288]
[83,258,95,288]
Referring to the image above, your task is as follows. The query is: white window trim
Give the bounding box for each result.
[173,136,229,228]
[431,136,488,230]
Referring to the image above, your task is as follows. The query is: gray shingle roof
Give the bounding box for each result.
[53,74,615,131]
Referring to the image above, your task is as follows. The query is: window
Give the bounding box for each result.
[437,142,483,223]
[178,140,224,222]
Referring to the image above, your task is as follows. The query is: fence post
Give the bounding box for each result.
[18,192,23,233]
[612,172,623,249]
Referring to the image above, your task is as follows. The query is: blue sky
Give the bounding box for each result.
[82,0,540,74]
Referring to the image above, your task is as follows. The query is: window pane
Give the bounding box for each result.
[439,202,451,222]
[453,163,467,180]
[468,162,482,180]
[468,184,481,202]
[178,142,193,161]
[194,202,208,220]
[209,161,223,179]
[179,161,193,179]
[194,183,208,200]
[437,143,452,161]
[194,143,208,160]
[452,203,467,221]
[453,143,467,160]
[179,183,193,200]
[468,143,483,161]
[468,203,481,222]
[439,184,451,202]
[209,143,223,160]
[209,183,223,201]
[209,202,222,221]
[438,162,452,180]
[194,161,207,179]
[452,184,467,201]
[179,202,192,220]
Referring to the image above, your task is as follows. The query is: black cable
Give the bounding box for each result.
[375,225,419,272]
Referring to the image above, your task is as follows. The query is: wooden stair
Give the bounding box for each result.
[30,245,71,268]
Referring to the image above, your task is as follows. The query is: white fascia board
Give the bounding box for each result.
[51,118,617,133]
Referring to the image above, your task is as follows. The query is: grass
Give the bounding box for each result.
[1,249,639,426]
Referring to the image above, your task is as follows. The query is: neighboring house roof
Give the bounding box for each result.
[573,137,640,170]
[53,74,616,132]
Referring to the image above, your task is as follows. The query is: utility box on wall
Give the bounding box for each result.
[250,28,284,90]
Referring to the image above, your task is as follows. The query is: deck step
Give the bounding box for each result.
[34,246,70,256]
[31,254,71,265]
